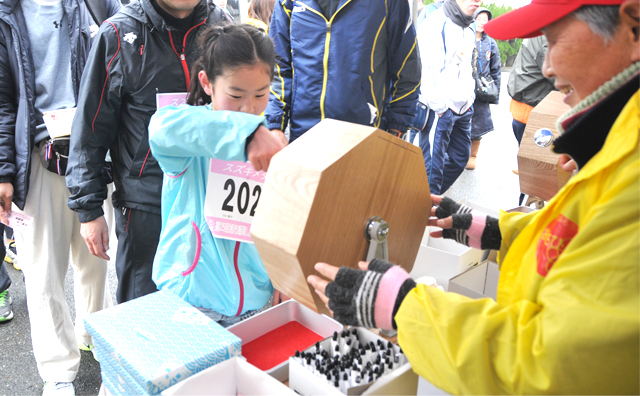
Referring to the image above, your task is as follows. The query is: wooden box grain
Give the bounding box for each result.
[517,91,573,201]
[251,119,431,314]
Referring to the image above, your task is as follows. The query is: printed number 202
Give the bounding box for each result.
[221,179,261,216]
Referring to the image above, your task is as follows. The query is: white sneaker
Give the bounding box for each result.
[42,382,75,396]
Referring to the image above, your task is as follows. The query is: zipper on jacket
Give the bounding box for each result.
[301,1,353,121]
[167,19,207,89]
[233,242,245,316]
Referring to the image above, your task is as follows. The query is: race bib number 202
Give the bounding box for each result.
[203,159,266,243]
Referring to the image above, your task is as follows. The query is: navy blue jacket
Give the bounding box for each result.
[266,0,421,141]
[0,0,121,209]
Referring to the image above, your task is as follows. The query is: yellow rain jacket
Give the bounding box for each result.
[396,87,639,394]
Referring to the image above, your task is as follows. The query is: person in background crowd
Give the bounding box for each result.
[308,0,639,394]
[246,0,275,32]
[266,0,420,142]
[0,227,9,322]
[508,36,556,146]
[417,0,480,195]
[466,7,501,170]
[0,0,121,392]
[66,0,230,305]
[4,227,17,270]
[507,36,557,204]
[149,24,286,327]
[409,0,442,173]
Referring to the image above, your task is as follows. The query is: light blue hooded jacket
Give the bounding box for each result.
[148,104,273,316]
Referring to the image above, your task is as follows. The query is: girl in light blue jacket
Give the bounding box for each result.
[148,24,286,327]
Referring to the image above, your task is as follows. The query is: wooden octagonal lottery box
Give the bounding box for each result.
[517,91,573,201]
[251,119,431,315]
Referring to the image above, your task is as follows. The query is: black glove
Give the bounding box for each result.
[325,259,416,330]
[434,197,501,250]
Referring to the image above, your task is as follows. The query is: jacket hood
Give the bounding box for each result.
[474,7,492,20]
[0,0,19,15]
[121,0,209,31]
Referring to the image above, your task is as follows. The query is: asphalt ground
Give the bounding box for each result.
[0,71,520,396]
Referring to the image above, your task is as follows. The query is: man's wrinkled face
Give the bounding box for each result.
[456,0,481,17]
[542,15,632,107]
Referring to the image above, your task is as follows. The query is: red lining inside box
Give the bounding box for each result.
[241,321,323,371]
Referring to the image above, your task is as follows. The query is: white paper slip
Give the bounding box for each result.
[42,108,76,139]
[6,211,34,231]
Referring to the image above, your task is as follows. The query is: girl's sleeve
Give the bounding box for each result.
[148,105,265,175]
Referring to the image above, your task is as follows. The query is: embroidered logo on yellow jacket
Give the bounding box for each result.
[396,90,639,394]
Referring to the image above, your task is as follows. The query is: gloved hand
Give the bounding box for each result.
[321,259,416,330]
[432,196,501,250]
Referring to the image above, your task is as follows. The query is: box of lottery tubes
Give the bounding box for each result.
[227,299,343,382]
[289,327,418,395]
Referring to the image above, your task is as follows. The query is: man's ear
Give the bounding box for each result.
[620,0,640,61]
[198,70,213,96]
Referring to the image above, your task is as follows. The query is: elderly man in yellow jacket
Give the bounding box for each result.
[307,0,640,394]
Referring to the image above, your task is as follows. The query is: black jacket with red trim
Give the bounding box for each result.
[66,0,230,222]
[0,0,121,210]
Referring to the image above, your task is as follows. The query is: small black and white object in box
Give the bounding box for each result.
[289,327,418,395]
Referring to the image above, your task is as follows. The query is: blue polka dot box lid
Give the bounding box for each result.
[84,290,242,395]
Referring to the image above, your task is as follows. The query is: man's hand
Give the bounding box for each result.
[81,216,110,260]
[248,126,286,172]
[558,154,577,173]
[269,129,288,146]
[0,182,13,226]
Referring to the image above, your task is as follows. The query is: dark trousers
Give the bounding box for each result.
[512,119,526,145]
[513,119,527,205]
[429,108,474,195]
[0,223,9,293]
[409,109,437,174]
[114,207,160,303]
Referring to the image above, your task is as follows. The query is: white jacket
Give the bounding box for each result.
[417,8,476,115]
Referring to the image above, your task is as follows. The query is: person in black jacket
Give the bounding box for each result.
[0,0,121,393]
[66,0,230,304]
[466,7,501,170]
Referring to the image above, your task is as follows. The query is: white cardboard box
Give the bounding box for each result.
[162,357,296,395]
[411,227,484,290]
[227,300,343,382]
[448,261,500,300]
[289,327,417,396]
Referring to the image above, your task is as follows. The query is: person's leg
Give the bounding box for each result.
[0,225,11,322]
[512,119,527,205]
[14,150,79,383]
[114,208,160,304]
[512,119,526,145]
[429,110,454,195]
[441,108,473,193]
[70,210,112,348]
[419,109,436,176]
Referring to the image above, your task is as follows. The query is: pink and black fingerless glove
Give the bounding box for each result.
[324,259,416,330]
[435,197,501,250]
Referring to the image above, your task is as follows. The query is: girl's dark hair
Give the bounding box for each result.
[187,24,276,106]
[248,0,276,27]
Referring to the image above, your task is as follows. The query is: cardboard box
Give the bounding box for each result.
[448,261,500,300]
[289,327,418,395]
[411,227,484,290]
[161,357,296,395]
[417,376,450,395]
[227,300,343,382]
[85,290,242,395]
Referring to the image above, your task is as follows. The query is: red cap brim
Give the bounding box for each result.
[484,2,582,40]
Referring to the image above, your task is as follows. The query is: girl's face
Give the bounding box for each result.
[200,64,271,115]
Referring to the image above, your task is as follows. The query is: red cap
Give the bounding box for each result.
[484,0,624,40]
